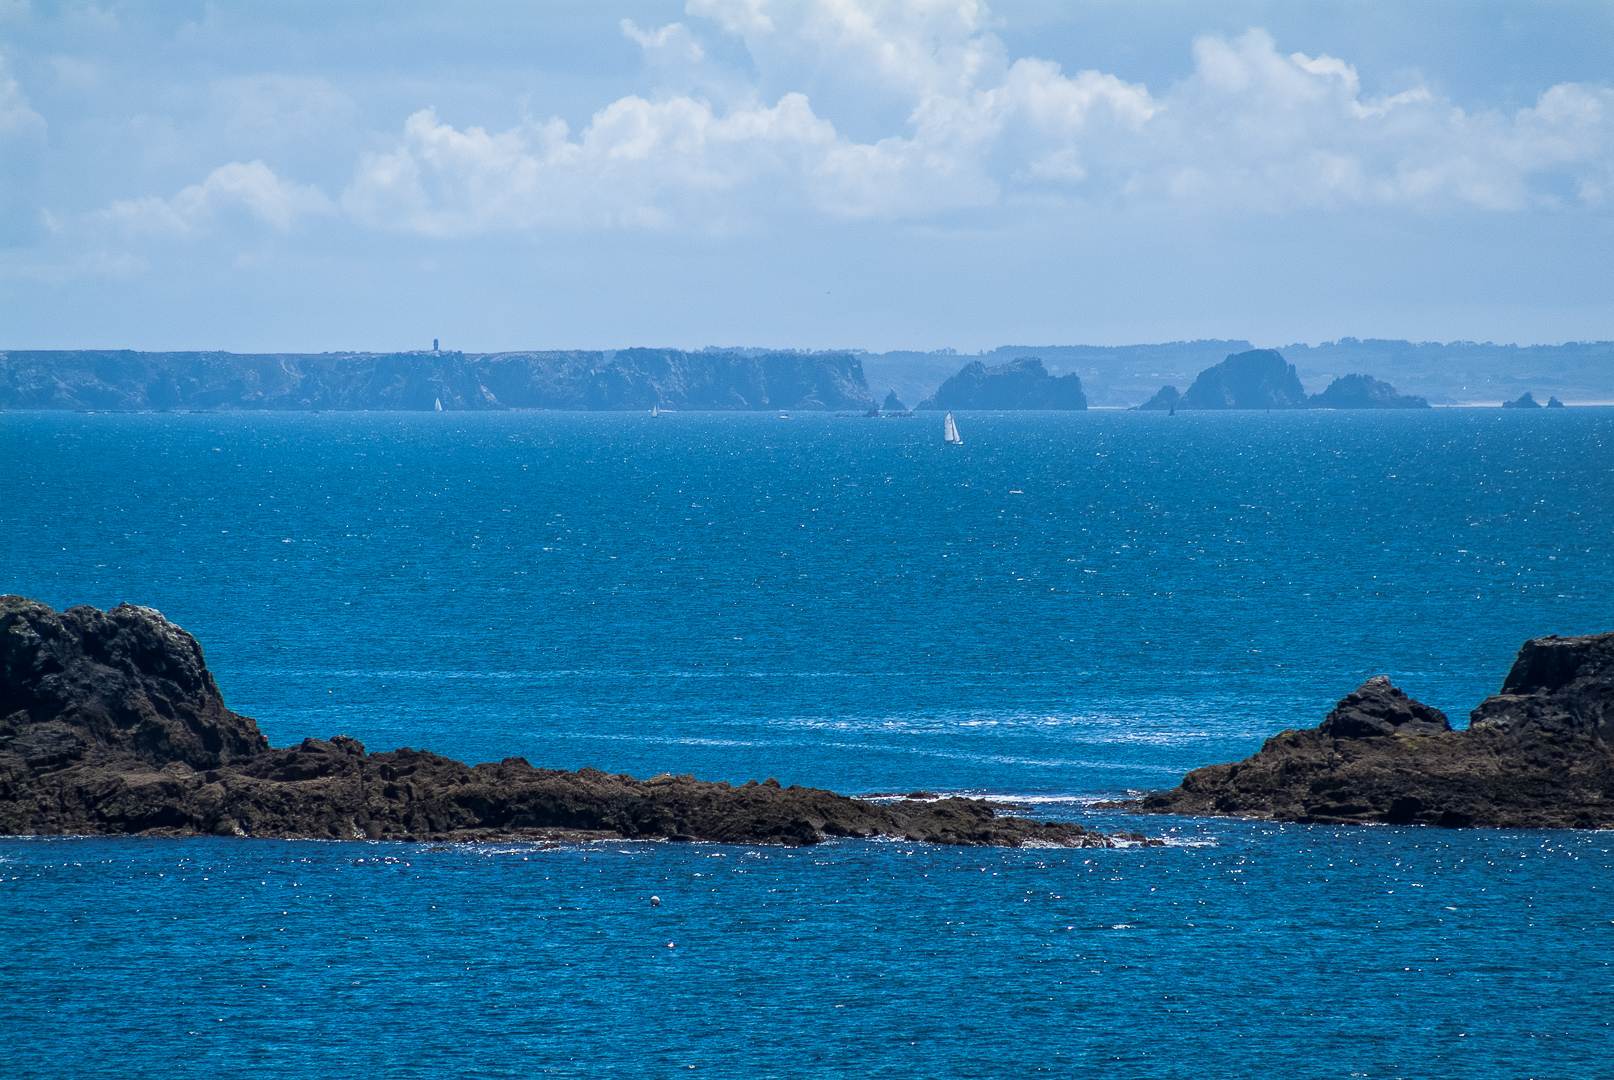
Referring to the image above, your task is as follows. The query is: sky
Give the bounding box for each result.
[1,0,1611,353]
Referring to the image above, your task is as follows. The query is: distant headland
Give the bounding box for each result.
[3,338,1607,412]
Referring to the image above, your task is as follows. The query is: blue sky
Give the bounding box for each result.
[1,0,1611,352]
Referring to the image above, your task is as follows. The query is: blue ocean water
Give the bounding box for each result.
[3,408,1612,1077]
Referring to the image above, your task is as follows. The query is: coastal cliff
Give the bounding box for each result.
[0,596,1125,848]
[0,349,874,412]
[1123,633,1614,828]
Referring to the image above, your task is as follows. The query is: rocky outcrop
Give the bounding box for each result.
[0,597,1129,848]
[1548,396,1566,408]
[1503,392,1542,409]
[0,349,874,412]
[883,390,907,412]
[1134,385,1180,412]
[918,357,1086,410]
[1120,633,1614,829]
[1179,349,1308,409]
[1307,374,1429,409]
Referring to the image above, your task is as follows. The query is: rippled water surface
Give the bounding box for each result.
[4,408,1613,1077]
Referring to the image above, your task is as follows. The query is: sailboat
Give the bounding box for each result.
[434,397,443,411]
[943,412,962,445]
[651,404,661,418]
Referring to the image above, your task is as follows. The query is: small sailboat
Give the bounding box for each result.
[434,397,443,411]
[651,404,661,418]
[943,412,962,445]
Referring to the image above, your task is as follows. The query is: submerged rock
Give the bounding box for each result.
[0,597,1126,849]
[1116,632,1614,829]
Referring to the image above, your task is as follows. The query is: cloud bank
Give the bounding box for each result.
[20,0,1614,250]
[324,2,1613,238]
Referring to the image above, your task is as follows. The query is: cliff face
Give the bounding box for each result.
[0,351,499,412]
[1178,349,1309,409]
[1124,633,1614,829]
[917,357,1087,410]
[0,597,1129,848]
[0,349,874,412]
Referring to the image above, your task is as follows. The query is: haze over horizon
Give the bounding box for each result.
[2,1,1611,353]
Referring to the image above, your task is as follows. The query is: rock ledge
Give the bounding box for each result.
[1113,633,1614,828]
[1,596,1133,848]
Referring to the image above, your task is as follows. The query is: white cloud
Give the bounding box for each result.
[1125,29,1614,213]
[337,2,1614,237]
[0,56,45,137]
[107,160,333,236]
[622,19,705,64]
[347,0,1153,234]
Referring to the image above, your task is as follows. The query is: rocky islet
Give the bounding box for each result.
[1119,632,1614,828]
[0,596,1133,848]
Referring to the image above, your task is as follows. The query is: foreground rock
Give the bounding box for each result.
[1118,633,1614,828]
[0,597,1127,848]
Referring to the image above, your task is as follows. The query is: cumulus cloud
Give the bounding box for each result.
[337,1,1614,237]
[346,0,1153,234]
[106,160,333,236]
[1128,29,1614,213]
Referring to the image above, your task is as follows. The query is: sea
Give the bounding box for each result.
[3,407,1612,1078]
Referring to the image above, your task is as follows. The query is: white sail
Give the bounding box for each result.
[944,413,961,444]
[434,397,443,411]
[651,404,660,417]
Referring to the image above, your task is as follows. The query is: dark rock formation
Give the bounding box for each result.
[1502,392,1542,409]
[917,357,1086,410]
[1317,676,1451,738]
[1548,396,1566,408]
[1307,374,1429,409]
[1117,632,1614,829]
[1179,349,1308,410]
[0,597,1130,848]
[1134,385,1180,412]
[883,390,907,412]
[0,349,874,412]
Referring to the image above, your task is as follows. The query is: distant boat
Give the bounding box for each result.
[651,404,661,418]
[943,412,962,444]
[434,398,443,411]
